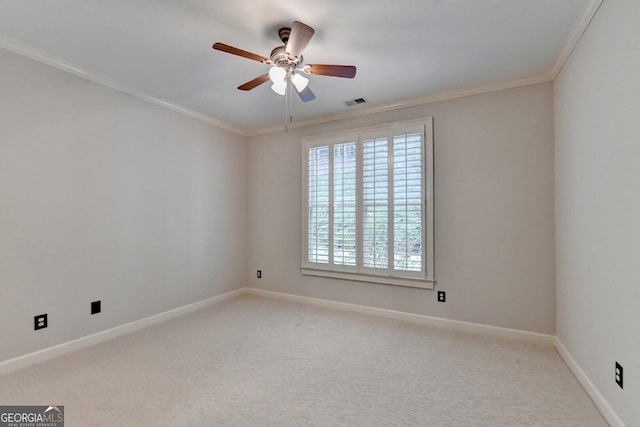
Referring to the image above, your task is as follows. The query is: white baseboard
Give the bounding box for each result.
[553,337,625,427]
[2,285,621,426]
[0,287,247,376]
[250,289,627,424]
[246,288,555,345]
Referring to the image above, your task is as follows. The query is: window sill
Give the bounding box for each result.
[300,268,435,290]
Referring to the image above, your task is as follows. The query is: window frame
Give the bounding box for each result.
[301,117,434,289]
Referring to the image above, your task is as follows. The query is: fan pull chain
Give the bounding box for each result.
[284,78,294,132]
[284,88,288,132]
[289,78,294,123]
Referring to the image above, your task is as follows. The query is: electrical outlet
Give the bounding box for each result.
[257,270,262,279]
[91,300,101,315]
[615,362,623,389]
[34,314,47,331]
[437,291,446,303]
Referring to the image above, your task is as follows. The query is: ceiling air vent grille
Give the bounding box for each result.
[345,98,367,107]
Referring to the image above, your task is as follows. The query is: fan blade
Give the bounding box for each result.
[286,21,315,60]
[305,64,357,78]
[238,74,270,91]
[212,43,268,63]
[296,85,316,102]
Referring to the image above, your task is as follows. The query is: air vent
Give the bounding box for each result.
[345,97,367,107]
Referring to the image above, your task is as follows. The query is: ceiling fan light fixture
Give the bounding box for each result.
[268,66,286,83]
[271,81,286,96]
[213,20,356,107]
[291,73,309,92]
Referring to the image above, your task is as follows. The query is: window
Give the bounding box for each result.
[302,118,434,288]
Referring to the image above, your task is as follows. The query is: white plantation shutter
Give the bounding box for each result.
[362,136,389,271]
[307,146,330,264]
[303,118,434,287]
[333,143,357,267]
[393,131,424,273]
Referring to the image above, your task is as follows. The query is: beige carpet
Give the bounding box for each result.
[0,294,607,426]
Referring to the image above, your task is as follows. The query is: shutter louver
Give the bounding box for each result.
[362,137,389,270]
[307,146,330,264]
[333,143,357,266]
[393,132,423,272]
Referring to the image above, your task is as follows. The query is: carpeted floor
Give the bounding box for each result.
[0,294,607,426]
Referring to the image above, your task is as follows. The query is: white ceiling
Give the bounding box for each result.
[0,0,595,135]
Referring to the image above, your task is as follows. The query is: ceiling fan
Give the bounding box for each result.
[213,21,356,102]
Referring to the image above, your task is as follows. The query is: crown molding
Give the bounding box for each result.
[1,0,604,139]
[0,37,248,137]
[550,0,604,79]
[248,0,605,137]
[246,73,553,137]
[0,38,554,138]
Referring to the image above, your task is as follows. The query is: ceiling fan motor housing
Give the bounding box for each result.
[212,20,355,100]
[278,27,291,44]
[270,45,302,68]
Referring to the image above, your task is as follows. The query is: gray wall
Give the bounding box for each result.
[555,0,640,424]
[248,82,556,334]
[0,48,248,362]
